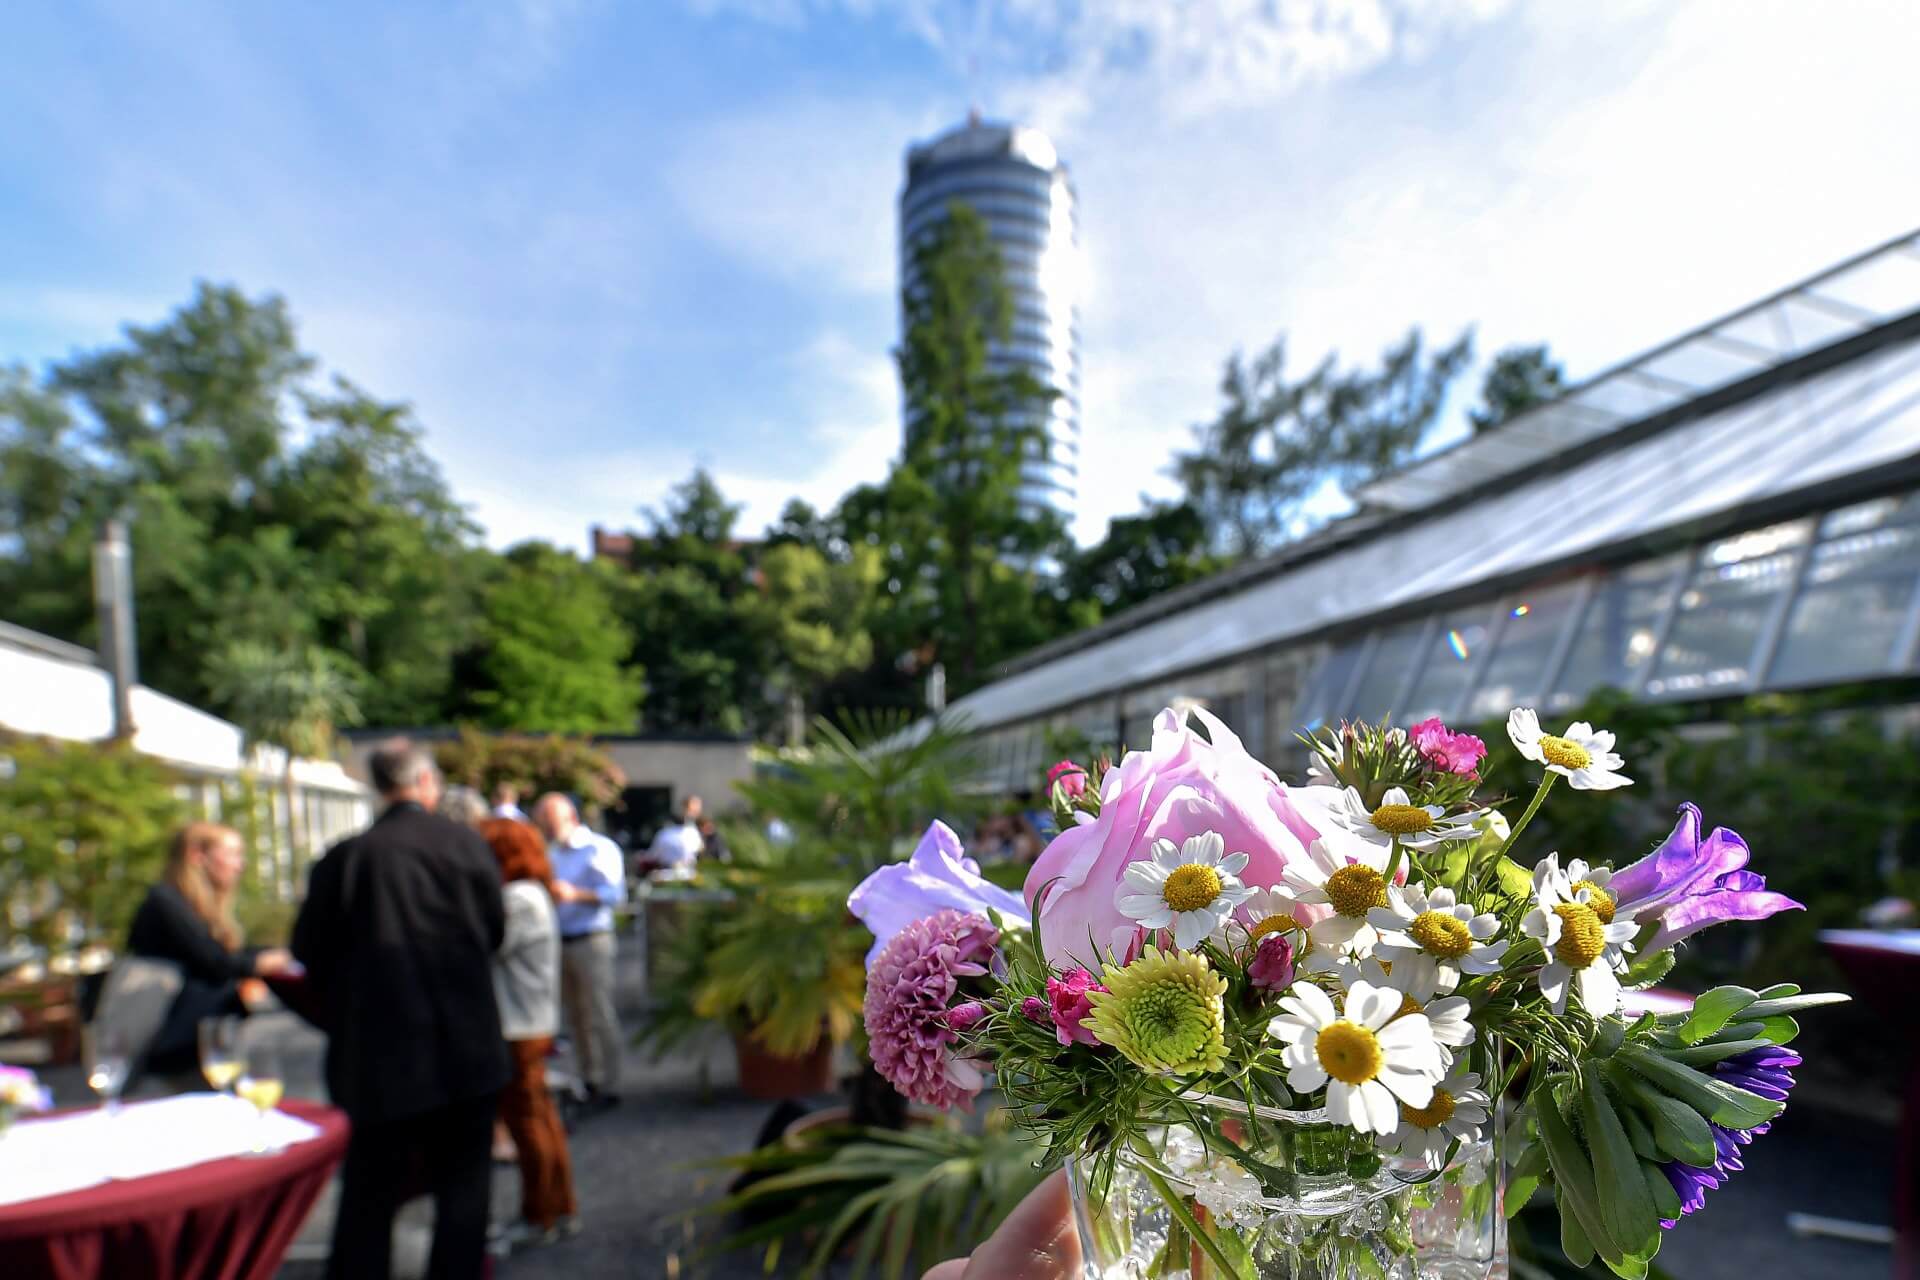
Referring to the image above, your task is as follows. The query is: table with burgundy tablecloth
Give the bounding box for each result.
[0,1095,348,1280]
[1822,928,1920,1271]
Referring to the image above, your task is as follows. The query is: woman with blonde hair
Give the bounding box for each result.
[125,821,292,1076]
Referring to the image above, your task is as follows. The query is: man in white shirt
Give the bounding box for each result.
[532,793,627,1108]
[491,783,528,822]
[645,795,706,881]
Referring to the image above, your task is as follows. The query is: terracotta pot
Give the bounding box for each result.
[731,1030,836,1100]
[780,1103,944,1150]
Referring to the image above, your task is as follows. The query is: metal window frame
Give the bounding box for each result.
[1443,598,1516,723]
[1385,615,1442,722]
[1748,530,1819,689]
[1629,550,1701,699]
[1533,574,1601,710]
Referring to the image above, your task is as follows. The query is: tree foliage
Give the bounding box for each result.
[1063,501,1225,618]
[1175,328,1473,557]
[432,727,627,809]
[1470,343,1567,433]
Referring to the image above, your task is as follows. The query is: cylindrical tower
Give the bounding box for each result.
[899,117,1082,527]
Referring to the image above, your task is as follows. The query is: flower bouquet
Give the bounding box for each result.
[0,1063,52,1137]
[849,706,1847,1279]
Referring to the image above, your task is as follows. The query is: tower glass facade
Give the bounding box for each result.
[899,119,1082,526]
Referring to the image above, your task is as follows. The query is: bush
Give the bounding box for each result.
[433,726,626,809]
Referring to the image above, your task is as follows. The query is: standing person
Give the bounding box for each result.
[478,818,578,1250]
[645,794,705,880]
[292,740,510,1280]
[439,785,489,828]
[532,793,627,1110]
[125,822,293,1078]
[492,783,528,822]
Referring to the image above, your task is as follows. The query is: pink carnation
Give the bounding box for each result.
[1409,718,1487,777]
[864,909,999,1110]
[1045,968,1106,1047]
[1047,760,1088,799]
[1247,934,1296,990]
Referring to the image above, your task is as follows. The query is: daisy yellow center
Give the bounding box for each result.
[1408,910,1474,958]
[1395,993,1423,1020]
[1370,803,1435,835]
[1538,735,1592,770]
[1552,902,1606,968]
[1248,913,1296,943]
[1325,865,1388,918]
[1400,1088,1456,1130]
[1163,864,1223,913]
[1315,1020,1384,1086]
[1572,880,1615,924]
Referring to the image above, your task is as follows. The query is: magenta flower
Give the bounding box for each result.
[849,821,1026,967]
[863,909,999,1110]
[1612,804,1802,951]
[945,1001,987,1032]
[1247,933,1296,990]
[1020,995,1049,1023]
[1408,717,1488,777]
[1047,760,1089,799]
[1025,706,1326,969]
[1044,967,1107,1047]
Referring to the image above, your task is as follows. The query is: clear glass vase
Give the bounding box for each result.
[1408,1135,1505,1280]
[1068,1094,1427,1279]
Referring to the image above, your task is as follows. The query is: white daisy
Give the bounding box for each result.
[1368,883,1509,980]
[1283,838,1392,957]
[1558,857,1619,926]
[1269,980,1447,1135]
[1115,831,1255,950]
[1521,854,1639,1015]
[1381,1069,1491,1169]
[1506,709,1632,790]
[1355,956,1474,1061]
[1218,885,1305,948]
[1327,786,1483,852]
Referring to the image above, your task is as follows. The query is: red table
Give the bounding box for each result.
[1821,928,1917,1273]
[0,1099,349,1280]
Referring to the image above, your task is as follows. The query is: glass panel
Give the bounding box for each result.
[1646,521,1813,697]
[1464,581,1586,721]
[1770,577,1916,686]
[1551,554,1688,708]
[1346,620,1430,724]
[1264,648,1321,747]
[1294,642,1368,731]
[1400,608,1496,724]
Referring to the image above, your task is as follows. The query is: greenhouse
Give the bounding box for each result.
[946,228,1920,790]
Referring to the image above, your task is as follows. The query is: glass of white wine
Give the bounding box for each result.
[235,1047,285,1157]
[198,1016,245,1099]
[83,1024,131,1119]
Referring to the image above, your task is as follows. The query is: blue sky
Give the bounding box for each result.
[4,1,1917,550]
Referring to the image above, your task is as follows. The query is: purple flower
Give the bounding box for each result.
[0,1063,50,1113]
[863,909,1000,1111]
[1045,968,1107,1047]
[1019,996,1049,1023]
[945,1001,987,1032]
[1611,804,1802,951]
[849,821,1028,967]
[1408,717,1488,777]
[1247,933,1296,990]
[1659,1047,1799,1227]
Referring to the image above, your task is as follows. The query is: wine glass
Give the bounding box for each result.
[198,1016,245,1099]
[83,1024,130,1118]
[235,1047,285,1156]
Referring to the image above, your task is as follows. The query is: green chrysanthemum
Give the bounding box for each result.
[1084,946,1229,1075]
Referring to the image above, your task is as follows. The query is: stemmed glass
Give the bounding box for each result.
[198,1016,246,1101]
[235,1046,285,1156]
[83,1025,130,1119]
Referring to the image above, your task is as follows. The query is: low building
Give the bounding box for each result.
[927,229,1920,790]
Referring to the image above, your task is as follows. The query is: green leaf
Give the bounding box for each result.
[1615,1044,1784,1131]
[1677,986,1758,1044]
[1621,947,1677,989]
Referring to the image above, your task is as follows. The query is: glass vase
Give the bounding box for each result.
[1068,1094,1426,1279]
[1409,1037,1509,1280]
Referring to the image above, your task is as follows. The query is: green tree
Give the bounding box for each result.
[742,541,882,743]
[1470,343,1566,433]
[1175,328,1473,558]
[463,543,644,734]
[203,641,363,882]
[1064,501,1224,617]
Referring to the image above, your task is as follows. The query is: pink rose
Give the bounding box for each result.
[1047,759,1088,799]
[1045,968,1106,1046]
[1024,706,1327,970]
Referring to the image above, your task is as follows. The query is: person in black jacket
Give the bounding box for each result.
[125,822,293,1078]
[292,739,510,1280]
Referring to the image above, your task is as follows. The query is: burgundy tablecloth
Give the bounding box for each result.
[0,1100,349,1280]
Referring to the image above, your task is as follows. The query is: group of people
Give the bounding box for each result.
[121,739,686,1278]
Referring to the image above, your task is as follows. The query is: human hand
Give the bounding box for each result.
[254,947,295,976]
[922,1170,1079,1280]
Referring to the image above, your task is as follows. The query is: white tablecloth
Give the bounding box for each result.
[1819,928,1920,957]
[0,1093,322,1208]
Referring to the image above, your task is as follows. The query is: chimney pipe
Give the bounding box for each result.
[92,518,138,741]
